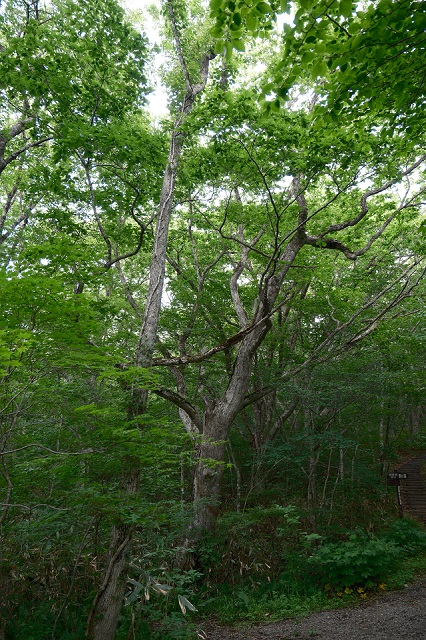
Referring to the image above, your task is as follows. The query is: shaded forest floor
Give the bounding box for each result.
[199,579,426,639]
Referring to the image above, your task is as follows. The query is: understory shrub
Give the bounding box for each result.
[308,532,401,589]
[384,518,426,555]
[197,505,304,584]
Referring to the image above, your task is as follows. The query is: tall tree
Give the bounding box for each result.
[86,3,217,638]
[1,1,425,637]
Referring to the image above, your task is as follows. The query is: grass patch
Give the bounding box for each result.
[385,551,426,590]
[198,587,331,625]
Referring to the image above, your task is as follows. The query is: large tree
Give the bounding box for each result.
[0,0,425,637]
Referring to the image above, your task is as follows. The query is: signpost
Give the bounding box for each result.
[387,472,408,517]
[386,472,408,486]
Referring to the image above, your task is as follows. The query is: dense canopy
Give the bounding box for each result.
[0,1,425,638]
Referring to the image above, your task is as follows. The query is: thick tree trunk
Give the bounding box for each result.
[193,411,228,533]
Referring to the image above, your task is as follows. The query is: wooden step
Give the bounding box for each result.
[394,453,426,524]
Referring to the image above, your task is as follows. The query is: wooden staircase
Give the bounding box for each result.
[396,452,426,524]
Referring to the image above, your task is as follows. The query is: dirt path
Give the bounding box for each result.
[199,579,426,639]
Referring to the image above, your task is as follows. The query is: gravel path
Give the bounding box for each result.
[200,579,426,639]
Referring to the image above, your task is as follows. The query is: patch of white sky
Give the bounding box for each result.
[121,0,292,118]
[119,2,300,214]
[122,0,168,117]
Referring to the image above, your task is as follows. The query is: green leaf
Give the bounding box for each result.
[339,0,353,17]
[211,25,225,37]
[301,50,316,63]
[256,2,272,14]
[312,59,328,78]
[225,40,233,60]
[233,12,242,26]
[232,39,245,52]
[246,12,258,31]
[214,39,225,54]
[270,98,281,112]
[348,20,361,35]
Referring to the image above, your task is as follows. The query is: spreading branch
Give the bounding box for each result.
[151,292,294,367]
[319,153,426,237]
[153,387,202,431]
[0,136,53,174]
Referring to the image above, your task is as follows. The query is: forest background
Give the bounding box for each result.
[1,0,426,638]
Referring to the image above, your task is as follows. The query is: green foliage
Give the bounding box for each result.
[1,0,426,637]
[210,0,286,54]
[308,532,401,589]
[197,504,311,585]
[211,0,426,136]
[383,519,426,557]
[197,516,426,624]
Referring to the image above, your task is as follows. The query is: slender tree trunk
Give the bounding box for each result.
[86,27,216,637]
[86,468,139,640]
[339,448,344,480]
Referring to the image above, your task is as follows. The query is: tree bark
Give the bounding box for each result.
[86,525,133,640]
[86,27,215,637]
[185,235,307,543]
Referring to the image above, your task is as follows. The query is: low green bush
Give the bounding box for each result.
[197,505,304,584]
[308,532,401,589]
[384,518,426,555]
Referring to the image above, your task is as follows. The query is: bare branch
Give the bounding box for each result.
[0,136,53,174]
[0,443,98,456]
[103,230,146,270]
[237,138,280,219]
[345,264,426,346]
[151,291,294,367]
[104,192,154,269]
[284,258,425,378]
[7,117,34,139]
[81,158,112,264]
[166,0,192,92]
[0,503,69,511]
[306,176,425,259]
[230,223,265,328]
[0,183,20,235]
[1,193,43,244]
[320,153,426,236]
[0,455,13,526]
[267,398,299,443]
[153,387,202,432]
[176,218,228,354]
[114,255,143,320]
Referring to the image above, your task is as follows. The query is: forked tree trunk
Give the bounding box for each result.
[180,236,307,549]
